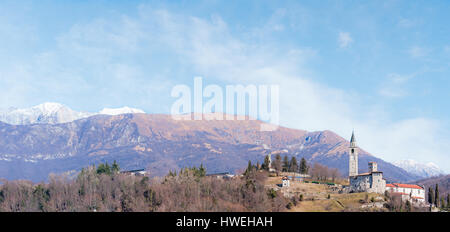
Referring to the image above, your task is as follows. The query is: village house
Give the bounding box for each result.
[120,169,147,176]
[206,172,235,179]
[281,176,290,187]
[386,183,426,203]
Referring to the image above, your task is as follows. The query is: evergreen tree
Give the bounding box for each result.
[245,160,253,175]
[405,200,411,212]
[447,194,450,208]
[96,162,112,175]
[262,155,271,171]
[282,155,289,172]
[198,163,206,177]
[428,187,434,206]
[105,162,110,173]
[112,160,120,173]
[289,157,298,172]
[435,184,439,207]
[299,158,308,174]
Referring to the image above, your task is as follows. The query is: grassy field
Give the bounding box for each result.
[266,175,386,212]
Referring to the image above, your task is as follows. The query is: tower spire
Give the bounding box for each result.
[350,130,356,148]
[349,130,358,177]
[350,130,356,143]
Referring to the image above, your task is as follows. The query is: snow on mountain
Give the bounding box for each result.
[0,103,146,125]
[0,103,93,125]
[99,107,145,116]
[393,159,446,179]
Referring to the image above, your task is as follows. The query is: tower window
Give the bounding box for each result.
[351,149,354,153]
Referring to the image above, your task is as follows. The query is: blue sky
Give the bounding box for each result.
[0,0,449,171]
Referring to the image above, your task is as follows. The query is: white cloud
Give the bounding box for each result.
[338,32,353,48]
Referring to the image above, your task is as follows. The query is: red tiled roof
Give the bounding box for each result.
[386,184,395,188]
[356,172,370,176]
[390,183,423,190]
[412,196,424,199]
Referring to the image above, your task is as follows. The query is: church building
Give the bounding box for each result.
[348,131,386,194]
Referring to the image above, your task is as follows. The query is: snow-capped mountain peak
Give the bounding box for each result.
[0,103,146,125]
[34,102,65,113]
[12,102,65,115]
[393,159,445,179]
[99,106,145,115]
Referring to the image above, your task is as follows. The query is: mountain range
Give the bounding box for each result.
[393,159,445,179]
[0,102,145,125]
[0,103,424,183]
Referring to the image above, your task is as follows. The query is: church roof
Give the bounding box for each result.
[355,170,383,177]
[356,172,371,176]
[350,131,356,143]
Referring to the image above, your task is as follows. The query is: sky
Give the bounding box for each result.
[0,0,449,171]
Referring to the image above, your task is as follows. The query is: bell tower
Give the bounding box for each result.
[349,130,358,177]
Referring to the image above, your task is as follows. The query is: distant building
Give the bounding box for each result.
[347,131,429,204]
[386,183,426,203]
[120,169,147,176]
[349,162,386,194]
[348,132,386,194]
[206,172,234,179]
[281,176,290,187]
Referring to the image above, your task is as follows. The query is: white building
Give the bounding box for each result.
[120,169,147,176]
[386,183,426,203]
[282,176,290,187]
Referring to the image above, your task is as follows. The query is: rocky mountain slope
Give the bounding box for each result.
[0,113,418,182]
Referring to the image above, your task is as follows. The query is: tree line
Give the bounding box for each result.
[427,184,450,210]
[256,154,341,182]
[0,162,287,212]
[258,154,310,174]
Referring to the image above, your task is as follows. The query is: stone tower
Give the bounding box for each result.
[368,162,377,173]
[349,131,358,177]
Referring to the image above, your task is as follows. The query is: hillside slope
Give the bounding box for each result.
[413,175,450,198]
